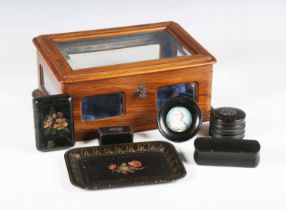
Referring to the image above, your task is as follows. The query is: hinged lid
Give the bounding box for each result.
[33,21,216,83]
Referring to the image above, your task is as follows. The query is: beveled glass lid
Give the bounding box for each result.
[55,30,191,70]
[33,22,216,82]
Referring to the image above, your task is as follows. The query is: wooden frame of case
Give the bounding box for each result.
[32,21,216,141]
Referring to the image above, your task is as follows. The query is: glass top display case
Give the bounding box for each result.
[33,21,216,141]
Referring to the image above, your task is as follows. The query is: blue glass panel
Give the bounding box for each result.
[82,93,124,122]
[157,82,197,109]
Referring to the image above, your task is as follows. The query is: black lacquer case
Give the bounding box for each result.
[209,107,246,139]
[64,141,186,189]
[33,94,75,151]
[97,126,133,145]
[194,137,260,167]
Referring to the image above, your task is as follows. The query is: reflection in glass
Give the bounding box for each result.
[67,45,160,69]
[42,68,59,95]
[166,106,192,132]
[56,31,191,70]
[157,82,197,109]
[82,93,124,122]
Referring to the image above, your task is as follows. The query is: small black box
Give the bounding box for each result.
[97,126,133,145]
[194,137,260,167]
[33,94,75,151]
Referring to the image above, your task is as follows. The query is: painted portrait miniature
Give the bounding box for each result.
[166,107,192,132]
[157,95,202,142]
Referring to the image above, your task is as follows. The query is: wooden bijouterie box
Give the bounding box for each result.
[32,21,216,141]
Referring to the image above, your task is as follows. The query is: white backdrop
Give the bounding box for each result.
[0,0,285,209]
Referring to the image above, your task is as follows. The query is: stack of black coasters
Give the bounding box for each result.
[209,107,246,139]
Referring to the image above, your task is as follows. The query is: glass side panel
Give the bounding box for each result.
[157,82,197,109]
[42,67,59,95]
[82,93,124,122]
[56,31,191,70]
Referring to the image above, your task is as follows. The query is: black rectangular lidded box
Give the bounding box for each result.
[97,126,133,145]
[194,137,261,167]
[33,94,75,151]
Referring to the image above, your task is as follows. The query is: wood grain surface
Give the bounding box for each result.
[32,21,216,141]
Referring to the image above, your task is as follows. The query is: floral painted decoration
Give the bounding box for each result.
[42,108,70,148]
[108,160,144,174]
